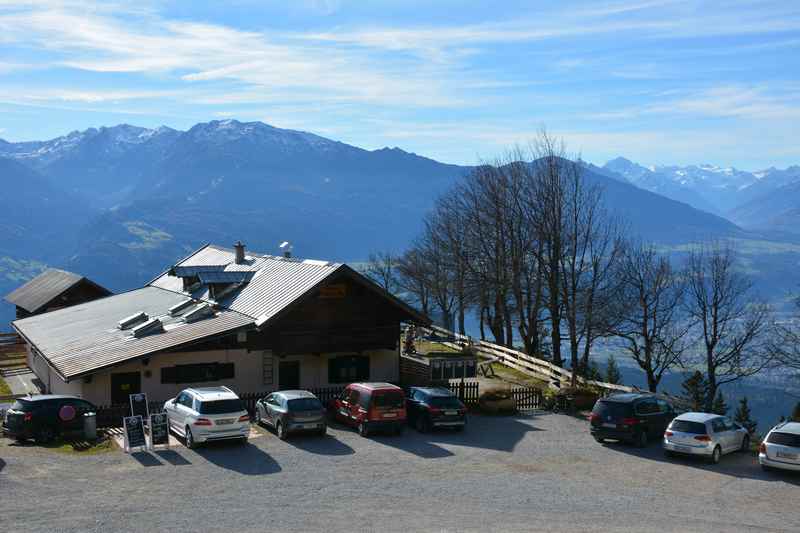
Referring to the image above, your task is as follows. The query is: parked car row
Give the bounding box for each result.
[589,392,800,473]
[165,382,467,447]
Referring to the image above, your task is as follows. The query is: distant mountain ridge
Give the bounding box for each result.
[602,157,800,234]
[0,119,790,329]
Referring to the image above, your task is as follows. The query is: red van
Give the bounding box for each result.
[330,382,406,437]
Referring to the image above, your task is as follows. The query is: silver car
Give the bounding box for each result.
[164,386,250,449]
[759,421,800,473]
[663,412,750,464]
[254,390,326,440]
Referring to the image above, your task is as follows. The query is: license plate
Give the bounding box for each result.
[382,413,397,418]
[777,451,798,460]
[216,419,234,425]
[673,445,691,453]
[445,410,457,416]
[302,423,317,429]
[602,423,616,428]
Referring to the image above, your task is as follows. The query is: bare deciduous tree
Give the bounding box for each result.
[612,242,688,392]
[365,251,397,293]
[395,248,431,317]
[684,242,774,411]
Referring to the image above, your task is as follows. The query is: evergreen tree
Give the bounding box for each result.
[733,397,757,435]
[792,402,800,422]
[711,391,729,415]
[681,371,708,411]
[605,354,622,385]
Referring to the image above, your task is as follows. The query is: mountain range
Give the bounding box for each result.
[1,120,798,328]
[603,157,800,232]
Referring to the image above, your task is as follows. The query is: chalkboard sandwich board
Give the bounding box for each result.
[130,393,149,421]
[123,415,146,453]
[149,412,169,448]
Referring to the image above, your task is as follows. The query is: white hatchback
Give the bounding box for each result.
[164,386,250,448]
[759,421,800,473]
[663,412,750,464]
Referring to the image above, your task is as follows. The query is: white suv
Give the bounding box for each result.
[164,386,250,448]
[759,421,800,473]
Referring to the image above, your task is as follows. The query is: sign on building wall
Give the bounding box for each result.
[319,284,346,299]
[123,415,146,453]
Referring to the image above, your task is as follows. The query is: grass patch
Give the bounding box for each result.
[483,361,550,390]
[414,340,462,355]
[44,437,116,455]
[0,376,11,395]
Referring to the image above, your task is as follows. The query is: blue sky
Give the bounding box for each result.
[1,0,798,169]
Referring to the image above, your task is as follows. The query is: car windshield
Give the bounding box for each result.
[670,420,707,434]
[287,398,322,411]
[373,392,404,409]
[430,397,463,409]
[767,431,800,448]
[592,401,630,419]
[197,399,244,415]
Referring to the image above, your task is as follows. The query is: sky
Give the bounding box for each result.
[0,0,799,169]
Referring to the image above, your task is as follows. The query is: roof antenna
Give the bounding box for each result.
[279,241,293,259]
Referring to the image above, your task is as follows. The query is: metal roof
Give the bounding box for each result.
[4,268,110,313]
[150,244,429,326]
[12,286,252,380]
[197,271,255,284]
[13,243,429,382]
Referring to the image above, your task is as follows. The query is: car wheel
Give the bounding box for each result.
[276,421,287,440]
[709,445,721,464]
[740,435,750,453]
[635,431,648,448]
[241,437,248,445]
[185,427,196,449]
[415,415,430,433]
[593,436,605,444]
[358,421,369,437]
[35,426,56,445]
[318,425,327,437]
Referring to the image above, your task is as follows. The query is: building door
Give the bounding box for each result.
[111,372,141,405]
[278,361,300,390]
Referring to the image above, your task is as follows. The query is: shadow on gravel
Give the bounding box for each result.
[602,440,800,485]
[197,441,281,475]
[370,413,545,458]
[285,434,355,456]
[155,449,191,466]
[0,458,5,473]
[131,451,162,467]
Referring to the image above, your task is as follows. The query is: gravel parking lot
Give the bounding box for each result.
[2,412,799,533]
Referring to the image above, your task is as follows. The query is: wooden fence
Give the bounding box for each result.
[424,325,635,396]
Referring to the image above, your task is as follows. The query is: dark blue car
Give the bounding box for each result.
[406,387,466,433]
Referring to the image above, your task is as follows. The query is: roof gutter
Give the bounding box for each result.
[11,321,70,383]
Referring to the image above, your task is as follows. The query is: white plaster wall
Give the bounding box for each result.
[35,347,400,405]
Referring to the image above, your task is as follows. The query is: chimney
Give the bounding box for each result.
[279,241,292,259]
[233,241,246,264]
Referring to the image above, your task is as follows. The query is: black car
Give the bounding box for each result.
[589,393,675,447]
[406,387,467,432]
[2,395,97,444]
